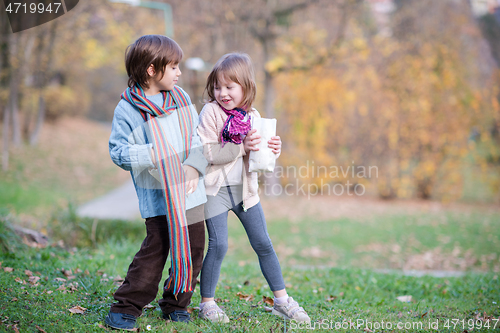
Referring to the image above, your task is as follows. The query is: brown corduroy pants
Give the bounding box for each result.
[110,206,205,317]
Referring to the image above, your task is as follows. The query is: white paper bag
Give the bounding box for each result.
[249,117,277,172]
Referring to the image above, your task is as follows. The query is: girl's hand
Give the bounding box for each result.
[268,136,281,154]
[243,129,261,153]
[183,165,199,195]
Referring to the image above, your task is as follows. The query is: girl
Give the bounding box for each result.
[197,53,310,324]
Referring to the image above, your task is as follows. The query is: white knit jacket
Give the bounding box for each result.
[197,102,261,211]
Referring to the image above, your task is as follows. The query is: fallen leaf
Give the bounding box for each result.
[56,286,66,291]
[68,305,87,314]
[264,306,273,312]
[75,268,82,274]
[11,297,18,302]
[421,311,428,318]
[84,269,90,275]
[25,270,33,277]
[262,296,274,306]
[364,328,373,333]
[187,307,194,314]
[29,276,41,285]
[13,324,19,333]
[396,295,412,303]
[398,311,403,318]
[214,298,230,303]
[236,292,254,302]
[4,267,14,272]
[36,325,47,333]
[339,292,344,297]
[54,277,66,282]
[15,277,25,284]
[62,269,72,277]
[243,280,250,286]
[326,295,337,302]
[144,304,155,309]
[224,285,231,290]
[97,324,106,329]
[46,290,53,294]
[113,276,124,286]
[113,275,124,282]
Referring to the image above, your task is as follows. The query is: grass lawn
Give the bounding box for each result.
[0,117,129,217]
[0,239,498,332]
[1,205,499,332]
[227,208,500,272]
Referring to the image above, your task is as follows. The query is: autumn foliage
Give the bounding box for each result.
[274,0,500,201]
[1,0,499,202]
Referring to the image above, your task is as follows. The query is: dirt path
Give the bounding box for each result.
[261,194,499,222]
[77,180,141,220]
[77,181,499,221]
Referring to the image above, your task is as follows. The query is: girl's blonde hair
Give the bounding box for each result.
[204,53,256,110]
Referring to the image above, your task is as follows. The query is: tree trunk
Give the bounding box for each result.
[29,94,45,146]
[8,33,22,146]
[2,104,10,171]
[22,107,32,139]
[260,38,281,196]
[264,70,275,118]
[29,21,58,145]
[1,9,10,170]
[10,75,21,146]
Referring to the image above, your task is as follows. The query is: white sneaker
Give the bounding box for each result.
[198,302,230,323]
[272,297,311,323]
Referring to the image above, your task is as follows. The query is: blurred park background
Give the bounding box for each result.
[1,0,500,331]
[1,0,500,273]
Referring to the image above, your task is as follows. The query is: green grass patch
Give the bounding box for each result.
[0,118,129,217]
[0,180,67,215]
[226,211,500,271]
[0,235,499,332]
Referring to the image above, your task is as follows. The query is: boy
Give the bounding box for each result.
[105,35,207,330]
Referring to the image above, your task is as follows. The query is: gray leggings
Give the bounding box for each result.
[200,186,286,298]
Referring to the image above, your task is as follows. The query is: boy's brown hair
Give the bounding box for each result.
[204,53,257,110]
[125,35,183,89]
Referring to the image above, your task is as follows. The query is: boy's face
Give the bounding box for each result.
[149,63,181,92]
[214,76,245,110]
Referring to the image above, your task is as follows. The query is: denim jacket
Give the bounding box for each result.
[109,88,207,219]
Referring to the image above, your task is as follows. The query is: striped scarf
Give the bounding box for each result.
[121,84,193,295]
[220,106,251,147]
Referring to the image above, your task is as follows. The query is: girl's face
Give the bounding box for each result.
[214,76,244,110]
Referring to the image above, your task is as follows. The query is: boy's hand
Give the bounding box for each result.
[244,129,261,153]
[183,165,199,195]
[268,136,281,154]
[151,147,156,166]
